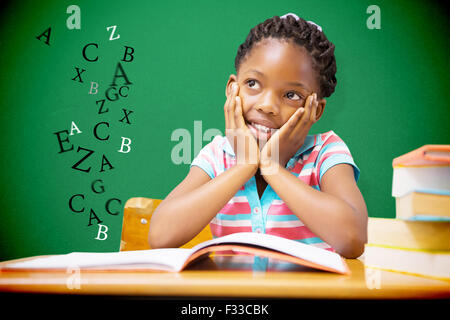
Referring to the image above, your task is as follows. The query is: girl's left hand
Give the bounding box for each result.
[260,93,319,175]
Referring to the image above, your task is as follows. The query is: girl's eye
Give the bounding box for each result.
[246,79,259,89]
[286,92,302,101]
[246,79,303,101]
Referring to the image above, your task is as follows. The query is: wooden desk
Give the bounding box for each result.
[0,254,449,299]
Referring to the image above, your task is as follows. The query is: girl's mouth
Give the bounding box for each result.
[247,121,279,141]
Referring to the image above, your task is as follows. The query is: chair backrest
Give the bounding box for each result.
[120,197,212,251]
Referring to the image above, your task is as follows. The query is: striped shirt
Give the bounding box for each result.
[190,130,360,251]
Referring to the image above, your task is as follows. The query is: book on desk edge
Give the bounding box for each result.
[1,232,350,275]
[368,217,450,251]
[364,243,450,281]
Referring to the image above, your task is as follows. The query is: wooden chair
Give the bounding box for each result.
[120,197,212,251]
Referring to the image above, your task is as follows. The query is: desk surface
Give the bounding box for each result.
[0,254,449,299]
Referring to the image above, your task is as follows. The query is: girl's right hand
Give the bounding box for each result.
[224,83,260,168]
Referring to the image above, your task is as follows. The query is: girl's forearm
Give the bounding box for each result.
[149,163,258,248]
[262,164,365,258]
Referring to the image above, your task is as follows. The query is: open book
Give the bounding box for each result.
[4,232,350,275]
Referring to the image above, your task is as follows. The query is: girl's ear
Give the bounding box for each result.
[225,74,238,97]
[315,98,326,122]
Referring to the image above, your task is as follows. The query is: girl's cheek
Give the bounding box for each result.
[239,95,250,112]
[240,95,256,111]
[283,110,297,124]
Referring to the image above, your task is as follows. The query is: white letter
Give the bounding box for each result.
[69,121,82,136]
[259,130,279,175]
[66,5,81,30]
[118,137,132,153]
[106,25,120,40]
[89,81,99,94]
[95,224,108,240]
[171,128,191,165]
[193,120,203,157]
[203,128,222,143]
[365,267,381,289]
[66,266,81,289]
[366,5,381,29]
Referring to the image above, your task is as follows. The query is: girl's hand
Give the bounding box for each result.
[224,83,260,168]
[260,93,319,175]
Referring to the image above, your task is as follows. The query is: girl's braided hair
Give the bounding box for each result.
[234,15,337,98]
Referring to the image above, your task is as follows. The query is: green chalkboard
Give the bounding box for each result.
[0,0,448,261]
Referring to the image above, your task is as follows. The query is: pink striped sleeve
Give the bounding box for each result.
[316,131,360,184]
[190,136,223,179]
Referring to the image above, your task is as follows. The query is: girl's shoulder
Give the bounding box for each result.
[308,131,356,154]
[299,130,347,153]
[198,135,226,150]
[314,130,345,146]
[205,135,235,155]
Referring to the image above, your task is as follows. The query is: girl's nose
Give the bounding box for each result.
[255,91,279,116]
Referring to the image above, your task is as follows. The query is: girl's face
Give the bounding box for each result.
[227,38,326,141]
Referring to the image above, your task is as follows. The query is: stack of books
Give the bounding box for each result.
[364,145,450,280]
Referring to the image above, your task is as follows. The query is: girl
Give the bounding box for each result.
[149,13,368,258]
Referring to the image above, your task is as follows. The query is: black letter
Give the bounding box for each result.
[88,208,102,226]
[82,43,99,62]
[106,198,121,215]
[111,62,132,86]
[69,194,85,213]
[54,130,74,153]
[72,146,94,173]
[118,86,129,97]
[105,86,119,101]
[93,122,110,141]
[119,109,133,125]
[91,179,105,194]
[122,46,134,62]
[72,67,86,83]
[36,27,51,45]
[100,154,114,172]
[96,99,109,114]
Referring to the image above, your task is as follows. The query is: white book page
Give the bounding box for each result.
[6,248,194,272]
[192,232,346,273]
[392,166,450,197]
